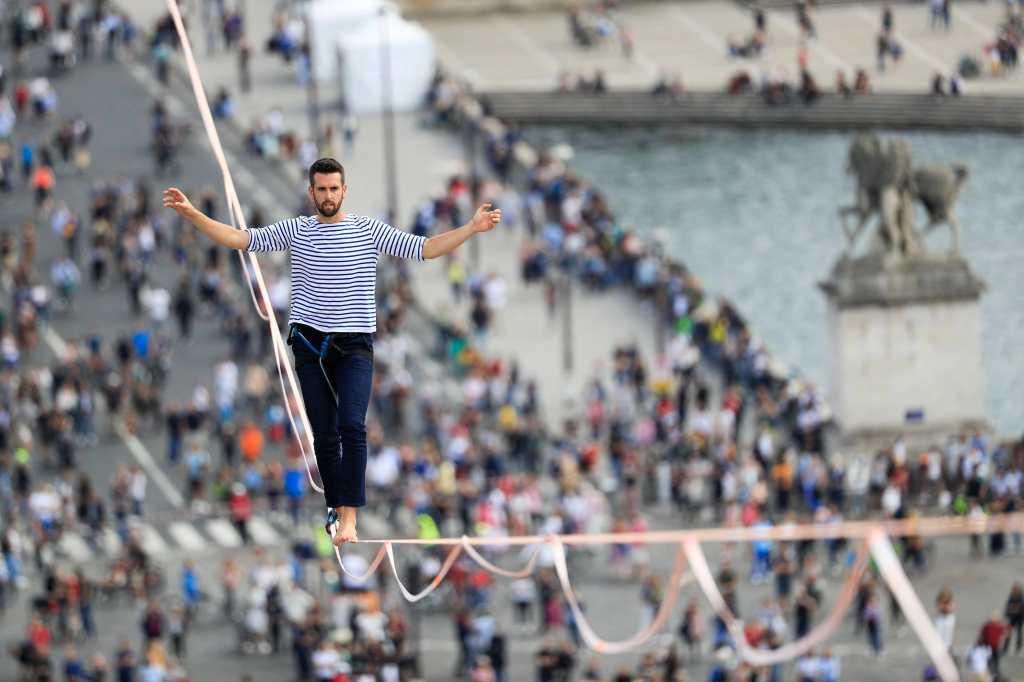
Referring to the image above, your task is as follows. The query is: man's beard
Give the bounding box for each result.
[317,199,340,218]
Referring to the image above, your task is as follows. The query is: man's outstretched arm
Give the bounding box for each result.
[163,187,250,250]
[423,202,502,260]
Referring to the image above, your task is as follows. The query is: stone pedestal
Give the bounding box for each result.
[820,253,987,444]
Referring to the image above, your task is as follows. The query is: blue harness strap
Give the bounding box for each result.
[287,325,374,407]
[288,324,339,405]
[289,324,333,359]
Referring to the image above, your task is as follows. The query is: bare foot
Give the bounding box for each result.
[332,506,358,546]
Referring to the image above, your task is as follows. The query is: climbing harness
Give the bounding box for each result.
[287,323,340,406]
[287,323,375,407]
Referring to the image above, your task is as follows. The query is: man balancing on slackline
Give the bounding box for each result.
[163,158,501,544]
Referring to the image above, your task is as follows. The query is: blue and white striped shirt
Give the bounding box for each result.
[246,214,425,333]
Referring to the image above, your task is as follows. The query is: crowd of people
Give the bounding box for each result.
[557,0,1018,103]
[966,5,1022,79]
[420,66,1024,681]
[2,2,1024,682]
[566,1,634,58]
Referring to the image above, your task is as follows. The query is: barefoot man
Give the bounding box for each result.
[164,158,501,544]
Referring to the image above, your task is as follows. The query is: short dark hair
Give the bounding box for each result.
[308,158,345,187]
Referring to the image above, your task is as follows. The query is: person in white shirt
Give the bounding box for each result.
[355,607,388,644]
[311,640,342,680]
[794,652,820,682]
[144,287,170,333]
[819,649,840,682]
[511,578,536,627]
[965,640,991,681]
[934,587,956,654]
[129,466,147,516]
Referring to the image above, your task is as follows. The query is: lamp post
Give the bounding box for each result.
[654,275,666,357]
[379,7,399,224]
[562,272,574,375]
[651,233,667,357]
[463,120,480,270]
[304,13,321,148]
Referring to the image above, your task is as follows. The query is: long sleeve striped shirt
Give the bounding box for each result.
[246,214,425,333]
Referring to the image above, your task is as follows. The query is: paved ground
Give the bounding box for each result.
[425,0,1023,94]
[2,2,1023,681]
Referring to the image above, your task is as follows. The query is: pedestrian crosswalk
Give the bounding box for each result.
[12,510,396,566]
[205,518,243,548]
[168,522,207,552]
[13,514,306,567]
[137,522,170,556]
[248,517,282,545]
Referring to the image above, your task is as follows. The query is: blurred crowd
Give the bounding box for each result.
[2,2,1023,682]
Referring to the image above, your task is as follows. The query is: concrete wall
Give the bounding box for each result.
[397,0,681,18]
[396,0,937,17]
[829,298,985,433]
[479,91,1024,133]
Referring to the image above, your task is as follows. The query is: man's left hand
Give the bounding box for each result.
[471,203,503,233]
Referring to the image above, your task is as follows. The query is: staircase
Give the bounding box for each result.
[479,90,1024,132]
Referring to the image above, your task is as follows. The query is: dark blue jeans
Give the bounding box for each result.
[291,328,374,509]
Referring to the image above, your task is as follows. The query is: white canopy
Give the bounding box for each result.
[337,13,436,114]
[306,0,436,114]
[306,0,398,83]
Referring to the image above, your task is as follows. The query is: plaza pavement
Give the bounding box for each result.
[1,2,1020,680]
[426,0,1023,94]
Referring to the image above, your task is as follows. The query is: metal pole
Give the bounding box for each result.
[465,123,480,270]
[654,279,666,357]
[562,273,574,374]
[304,14,321,148]
[380,8,399,224]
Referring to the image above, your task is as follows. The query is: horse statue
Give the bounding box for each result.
[911,164,969,254]
[838,133,919,258]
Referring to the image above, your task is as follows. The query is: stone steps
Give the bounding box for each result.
[480,90,1024,131]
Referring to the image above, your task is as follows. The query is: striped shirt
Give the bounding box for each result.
[246,214,426,333]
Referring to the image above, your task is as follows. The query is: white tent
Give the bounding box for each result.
[305,0,398,83]
[337,12,436,114]
[306,0,435,114]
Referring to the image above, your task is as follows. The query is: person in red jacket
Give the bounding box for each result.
[228,482,252,544]
[26,614,50,657]
[980,610,1009,678]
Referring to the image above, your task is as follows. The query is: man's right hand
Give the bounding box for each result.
[163,187,194,217]
[162,187,249,250]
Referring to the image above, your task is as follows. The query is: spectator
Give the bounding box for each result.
[311,639,341,680]
[965,637,992,682]
[979,610,1008,676]
[238,420,264,463]
[836,71,853,97]
[882,5,893,35]
[212,87,234,120]
[1005,583,1023,654]
[229,482,252,543]
[115,639,135,682]
[140,601,165,649]
[935,587,956,656]
[864,593,883,656]
[796,1,816,40]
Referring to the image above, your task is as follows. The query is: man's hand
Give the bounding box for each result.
[470,203,502,233]
[163,187,195,217]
